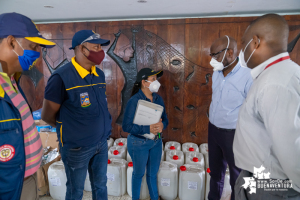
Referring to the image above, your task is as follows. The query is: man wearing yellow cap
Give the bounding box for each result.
[0,12,56,200]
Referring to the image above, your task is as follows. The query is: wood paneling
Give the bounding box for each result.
[19,15,300,145]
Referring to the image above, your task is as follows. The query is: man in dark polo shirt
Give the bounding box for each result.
[42,30,112,200]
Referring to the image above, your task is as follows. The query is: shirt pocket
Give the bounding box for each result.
[98,85,107,102]
[0,163,23,192]
[67,88,100,119]
[222,89,244,110]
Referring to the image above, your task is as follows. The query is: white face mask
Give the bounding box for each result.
[210,35,236,72]
[210,58,225,72]
[239,38,260,68]
[210,57,237,72]
[146,80,161,93]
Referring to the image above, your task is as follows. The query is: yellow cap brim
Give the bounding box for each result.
[149,70,163,77]
[25,37,56,46]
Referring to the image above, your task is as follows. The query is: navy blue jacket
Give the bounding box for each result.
[52,61,112,148]
[0,82,27,200]
[122,89,168,136]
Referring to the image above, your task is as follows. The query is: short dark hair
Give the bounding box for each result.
[0,38,3,43]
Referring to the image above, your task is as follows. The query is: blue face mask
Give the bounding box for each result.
[13,40,40,71]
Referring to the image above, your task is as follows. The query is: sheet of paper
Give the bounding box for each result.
[133,104,163,126]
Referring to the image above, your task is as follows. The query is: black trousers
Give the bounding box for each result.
[208,122,241,200]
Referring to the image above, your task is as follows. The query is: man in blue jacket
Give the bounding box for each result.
[42,30,112,200]
[0,13,56,200]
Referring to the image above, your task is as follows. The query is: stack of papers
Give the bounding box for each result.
[133,100,164,126]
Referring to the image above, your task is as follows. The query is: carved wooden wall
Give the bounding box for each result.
[20,15,300,145]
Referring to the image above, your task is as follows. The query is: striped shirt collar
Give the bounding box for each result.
[0,72,17,98]
[71,57,99,79]
[250,52,289,80]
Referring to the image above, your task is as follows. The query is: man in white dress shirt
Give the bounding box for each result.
[233,14,300,199]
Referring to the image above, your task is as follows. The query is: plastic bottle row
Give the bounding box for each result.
[48,139,229,200]
[98,159,230,200]
[108,138,209,157]
[107,139,230,200]
[108,138,209,167]
[48,158,231,200]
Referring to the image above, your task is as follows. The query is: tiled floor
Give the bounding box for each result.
[39,192,181,200]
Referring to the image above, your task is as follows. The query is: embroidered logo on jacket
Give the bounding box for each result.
[80,92,91,108]
[0,145,15,162]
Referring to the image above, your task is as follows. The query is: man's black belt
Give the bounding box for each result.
[211,122,235,132]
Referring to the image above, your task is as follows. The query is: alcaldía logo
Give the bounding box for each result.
[242,165,293,194]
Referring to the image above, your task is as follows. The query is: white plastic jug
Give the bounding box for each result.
[199,143,208,154]
[200,143,209,169]
[108,146,126,160]
[127,151,132,163]
[161,149,165,161]
[205,167,211,200]
[161,142,164,161]
[164,141,181,151]
[48,161,67,200]
[221,168,231,200]
[165,150,184,170]
[179,164,205,200]
[203,145,210,200]
[84,171,92,192]
[114,138,127,149]
[182,143,199,155]
[107,138,114,149]
[127,162,150,199]
[185,152,205,168]
[107,158,127,196]
[157,161,178,200]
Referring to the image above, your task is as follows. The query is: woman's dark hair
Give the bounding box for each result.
[131,76,149,97]
[131,81,142,97]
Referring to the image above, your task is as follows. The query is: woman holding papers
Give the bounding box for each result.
[122,68,168,200]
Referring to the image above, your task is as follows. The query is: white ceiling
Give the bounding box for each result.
[0,0,299,23]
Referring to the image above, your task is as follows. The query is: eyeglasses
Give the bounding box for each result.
[209,48,229,57]
[81,33,101,44]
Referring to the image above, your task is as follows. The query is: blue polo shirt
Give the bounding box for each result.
[45,57,112,148]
